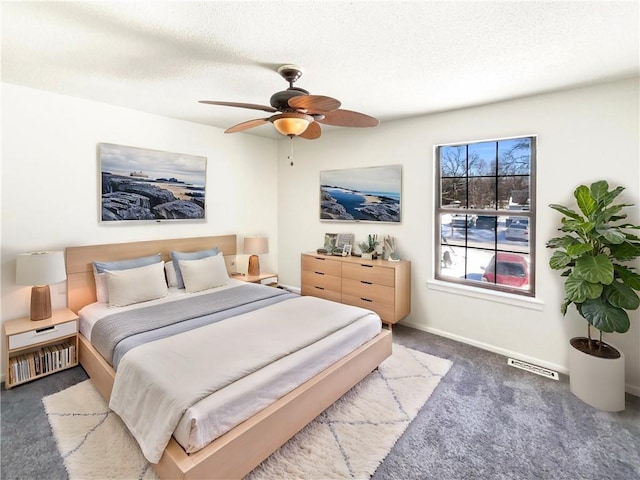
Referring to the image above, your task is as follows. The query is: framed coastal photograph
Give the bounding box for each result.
[99,143,206,223]
[320,165,402,223]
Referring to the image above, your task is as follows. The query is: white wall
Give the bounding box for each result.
[277,78,640,394]
[1,83,279,324]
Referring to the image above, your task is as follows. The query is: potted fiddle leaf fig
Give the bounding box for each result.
[547,180,640,411]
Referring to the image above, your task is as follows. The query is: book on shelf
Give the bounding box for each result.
[8,341,75,385]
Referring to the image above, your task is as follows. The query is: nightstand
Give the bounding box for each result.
[234,272,278,287]
[3,308,79,389]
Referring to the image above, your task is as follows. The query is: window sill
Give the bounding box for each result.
[426,279,545,311]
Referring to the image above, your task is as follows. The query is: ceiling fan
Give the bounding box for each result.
[199,65,379,139]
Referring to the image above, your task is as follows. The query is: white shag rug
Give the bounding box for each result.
[44,344,452,479]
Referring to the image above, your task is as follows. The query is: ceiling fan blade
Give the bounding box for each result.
[199,101,277,113]
[299,121,321,140]
[318,109,379,127]
[288,95,341,113]
[225,118,269,133]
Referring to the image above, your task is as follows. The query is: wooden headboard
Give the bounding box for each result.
[65,235,237,314]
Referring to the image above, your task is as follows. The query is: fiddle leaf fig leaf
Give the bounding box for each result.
[560,219,584,233]
[614,264,640,290]
[566,243,593,257]
[546,236,578,249]
[580,297,630,333]
[549,251,572,270]
[573,254,614,284]
[564,275,602,303]
[600,186,625,208]
[549,204,582,220]
[575,185,597,216]
[589,180,610,203]
[595,227,626,244]
[600,204,625,223]
[610,241,640,261]
[604,281,640,310]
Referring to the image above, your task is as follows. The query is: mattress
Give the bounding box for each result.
[79,282,381,456]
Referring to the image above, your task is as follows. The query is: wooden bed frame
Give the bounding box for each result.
[65,235,392,479]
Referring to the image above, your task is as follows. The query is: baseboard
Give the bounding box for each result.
[401,320,640,397]
[627,383,640,397]
[279,284,301,294]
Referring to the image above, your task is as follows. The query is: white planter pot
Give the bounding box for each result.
[569,338,625,412]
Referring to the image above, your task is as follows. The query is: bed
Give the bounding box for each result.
[65,235,392,479]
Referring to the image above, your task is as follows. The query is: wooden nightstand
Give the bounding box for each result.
[233,272,278,287]
[3,308,79,389]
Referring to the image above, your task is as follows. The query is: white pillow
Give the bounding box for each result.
[94,271,109,303]
[165,261,178,288]
[106,261,168,307]
[179,254,229,293]
[92,253,162,303]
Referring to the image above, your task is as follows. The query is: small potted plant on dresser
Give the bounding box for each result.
[359,234,380,260]
[547,180,640,411]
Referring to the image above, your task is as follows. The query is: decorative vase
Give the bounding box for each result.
[568,337,625,412]
[361,252,373,260]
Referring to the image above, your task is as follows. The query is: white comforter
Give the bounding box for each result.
[109,295,378,463]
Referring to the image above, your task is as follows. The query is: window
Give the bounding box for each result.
[435,136,536,296]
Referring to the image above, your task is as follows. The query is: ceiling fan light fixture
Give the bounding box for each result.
[271,113,313,136]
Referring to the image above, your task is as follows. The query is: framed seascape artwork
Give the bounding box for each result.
[99,143,207,223]
[320,165,402,223]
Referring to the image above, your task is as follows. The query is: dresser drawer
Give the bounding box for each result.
[342,262,395,286]
[9,320,77,350]
[301,284,342,303]
[341,294,394,323]
[301,269,341,292]
[342,278,395,306]
[302,255,342,276]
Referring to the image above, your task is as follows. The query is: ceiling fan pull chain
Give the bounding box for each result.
[288,135,295,166]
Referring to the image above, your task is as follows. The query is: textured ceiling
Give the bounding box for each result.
[2,1,639,139]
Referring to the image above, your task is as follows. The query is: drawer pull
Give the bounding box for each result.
[314,271,325,275]
[314,286,325,291]
[35,326,57,335]
[360,264,373,268]
[361,281,372,285]
[360,297,373,302]
[314,257,325,261]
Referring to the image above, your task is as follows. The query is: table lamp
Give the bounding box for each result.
[16,251,67,321]
[244,236,268,276]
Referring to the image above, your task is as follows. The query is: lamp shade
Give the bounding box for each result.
[271,113,312,136]
[16,251,67,286]
[244,237,269,255]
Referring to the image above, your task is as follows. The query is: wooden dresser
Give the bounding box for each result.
[301,253,411,326]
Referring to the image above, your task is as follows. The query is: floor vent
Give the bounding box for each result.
[508,358,559,380]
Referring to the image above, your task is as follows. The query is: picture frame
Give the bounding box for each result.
[99,143,207,223]
[323,233,338,251]
[336,233,354,249]
[320,165,402,223]
[342,244,352,257]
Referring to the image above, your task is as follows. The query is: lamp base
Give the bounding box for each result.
[30,285,52,321]
[248,255,261,276]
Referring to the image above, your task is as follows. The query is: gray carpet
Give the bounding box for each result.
[2,325,639,479]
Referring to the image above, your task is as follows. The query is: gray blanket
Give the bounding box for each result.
[92,284,289,365]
